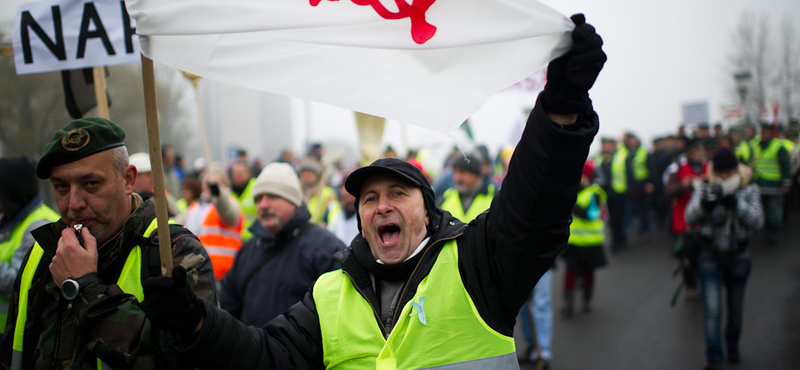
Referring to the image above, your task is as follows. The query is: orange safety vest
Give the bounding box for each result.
[188,202,243,279]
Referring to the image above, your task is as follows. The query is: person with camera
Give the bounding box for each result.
[684,148,764,370]
[183,163,245,281]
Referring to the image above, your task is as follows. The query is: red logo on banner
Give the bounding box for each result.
[310,0,437,44]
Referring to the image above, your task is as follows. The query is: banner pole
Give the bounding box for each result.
[141,55,174,277]
[182,72,212,164]
[92,66,110,119]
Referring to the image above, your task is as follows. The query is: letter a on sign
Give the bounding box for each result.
[12,0,141,75]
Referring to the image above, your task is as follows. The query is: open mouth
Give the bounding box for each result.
[378,224,401,245]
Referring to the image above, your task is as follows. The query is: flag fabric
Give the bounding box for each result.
[126,0,573,134]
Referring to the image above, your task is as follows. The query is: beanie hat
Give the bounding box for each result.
[452,154,482,176]
[252,162,303,207]
[129,152,152,173]
[296,157,322,176]
[582,160,595,179]
[0,156,40,218]
[712,148,738,171]
[37,117,125,179]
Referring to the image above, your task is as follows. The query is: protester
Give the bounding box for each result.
[665,139,707,298]
[684,148,763,370]
[129,151,180,216]
[607,136,633,251]
[221,162,344,327]
[176,176,202,215]
[325,171,360,244]
[0,156,60,343]
[141,14,604,368]
[162,144,181,196]
[626,133,654,242]
[752,122,791,245]
[437,152,496,221]
[185,163,244,280]
[296,157,338,225]
[0,117,217,369]
[229,160,258,240]
[517,271,554,368]
[560,160,608,318]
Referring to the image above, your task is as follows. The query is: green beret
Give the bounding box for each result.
[37,117,125,179]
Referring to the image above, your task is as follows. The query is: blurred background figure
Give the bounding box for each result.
[129,152,179,216]
[685,148,763,370]
[229,160,258,240]
[184,163,244,281]
[0,156,60,343]
[221,162,344,327]
[665,139,708,299]
[752,122,791,245]
[559,160,608,319]
[325,170,359,244]
[296,157,338,225]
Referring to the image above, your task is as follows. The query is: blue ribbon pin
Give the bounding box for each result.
[410,296,427,326]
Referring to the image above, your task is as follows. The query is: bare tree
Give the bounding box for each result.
[0,32,73,157]
[0,29,195,160]
[729,11,772,122]
[777,15,799,120]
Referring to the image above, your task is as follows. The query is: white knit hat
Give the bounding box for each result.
[252,162,302,206]
[129,152,151,173]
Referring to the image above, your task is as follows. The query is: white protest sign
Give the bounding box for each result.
[12,0,139,74]
[681,101,709,126]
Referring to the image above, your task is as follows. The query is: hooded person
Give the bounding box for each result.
[0,156,60,341]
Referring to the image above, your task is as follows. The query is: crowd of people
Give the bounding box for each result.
[0,12,794,370]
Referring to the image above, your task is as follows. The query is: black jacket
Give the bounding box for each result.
[221,205,345,327]
[171,95,598,369]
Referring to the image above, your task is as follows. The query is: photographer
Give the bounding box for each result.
[684,148,764,370]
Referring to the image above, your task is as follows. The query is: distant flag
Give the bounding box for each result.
[125,0,573,134]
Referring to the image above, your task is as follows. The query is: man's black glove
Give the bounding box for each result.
[722,193,737,209]
[542,14,607,114]
[143,266,203,335]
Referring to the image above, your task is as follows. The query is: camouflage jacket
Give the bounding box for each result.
[0,195,217,370]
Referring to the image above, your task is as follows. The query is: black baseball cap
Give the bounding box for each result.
[345,158,438,232]
[345,158,431,198]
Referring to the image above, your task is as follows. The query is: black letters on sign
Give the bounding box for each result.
[77,2,115,59]
[121,1,137,54]
[20,6,67,64]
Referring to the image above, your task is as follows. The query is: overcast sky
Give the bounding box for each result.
[3,0,799,158]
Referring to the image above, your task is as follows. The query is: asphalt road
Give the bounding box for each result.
[516,212,800,370]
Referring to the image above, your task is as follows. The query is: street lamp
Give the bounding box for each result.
[733,69,752,124]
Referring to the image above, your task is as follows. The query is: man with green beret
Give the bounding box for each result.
[1,117,218,369]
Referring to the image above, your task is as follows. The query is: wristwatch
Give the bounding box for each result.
[61,273,99,301]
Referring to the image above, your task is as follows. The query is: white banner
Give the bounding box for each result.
[12,0,140,75]
[126,0,572,134]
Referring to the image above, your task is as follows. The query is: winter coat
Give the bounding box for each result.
[1,195,217,369]
[221,204,345,327]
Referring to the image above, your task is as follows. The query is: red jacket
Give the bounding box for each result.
[671,161,707,234]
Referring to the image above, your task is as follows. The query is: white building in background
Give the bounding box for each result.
[193,73,542,177]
